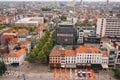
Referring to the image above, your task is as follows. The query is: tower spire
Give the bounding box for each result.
[80,0,83,8]
[107,0,109,11]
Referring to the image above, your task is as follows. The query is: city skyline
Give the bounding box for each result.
[0,0,120,2]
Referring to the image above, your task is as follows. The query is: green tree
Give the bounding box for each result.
[27,30,54,64]
[60,15,67,21]
[37,50,47,63]
[39,37,46,44]
[27,52,36,63]
[43,44,49,56]
[41,7,51,11]
[32,47,39,56]
[0,61,7,75]
[114,68,120,79]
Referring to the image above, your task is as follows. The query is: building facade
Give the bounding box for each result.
[3,48,26,65]
[96,17,120,37]
[49,46,109,68]
[55,22,75,45]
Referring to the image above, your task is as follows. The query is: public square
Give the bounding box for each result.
[0,61,118,80]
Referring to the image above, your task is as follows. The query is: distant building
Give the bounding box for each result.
[15,17,44,27]
[55,22,75,45]
[77,26,100,44]
[96,17,120,37]
[20,40,31,53]
[84,34,101,44]
[17,29,29,42]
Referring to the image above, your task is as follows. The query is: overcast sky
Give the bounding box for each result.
[0,0,120,2]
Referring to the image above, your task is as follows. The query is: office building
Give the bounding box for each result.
[96,17,120,37]
[55,22,75,45]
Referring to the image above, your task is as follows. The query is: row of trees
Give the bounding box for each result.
[14,26,36,32]
[27,30,54,63]
[75,23,96,27]
[0,24,7,30]
[41,7,51,11]
[0,61,7,75]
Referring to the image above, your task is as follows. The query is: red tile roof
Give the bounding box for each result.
[20,40,30,45]
[3,33,18,45]
[76,46,100,53]
[17,29,29,34]
[50,47,76,57]
[102,52,108,57]
[4,48,26,58]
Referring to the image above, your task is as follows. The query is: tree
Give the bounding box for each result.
[39,37,46,44]
[27,52,36,63]
[41,7,51,11]
[42,44,49,56]
[32,47,39,56]
[37,50,47,63]
[114,68,120,79]
[27,30,54,64]
[0,61,7,75]
[60,15,67,21]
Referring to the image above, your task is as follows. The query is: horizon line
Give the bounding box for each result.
[0,0,120,2]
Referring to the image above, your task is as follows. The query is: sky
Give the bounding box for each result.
[0,0,120,2]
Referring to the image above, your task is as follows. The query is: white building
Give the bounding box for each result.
[15,17,44,27]
[3,48,26,65]
[115,42,120,65]
[96,17,120,37]
[67,17,78,25]
[64,50,76,68]
[76,46,109,65]
[77,29,84,44]
[101,40,117,68]
[49,46,109,68]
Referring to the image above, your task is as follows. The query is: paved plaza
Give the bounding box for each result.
[0,61,118,80]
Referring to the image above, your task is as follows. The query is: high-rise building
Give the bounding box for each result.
[96,17,120,37]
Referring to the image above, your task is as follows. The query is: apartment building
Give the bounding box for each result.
[100,37,120,68]
[96,17,120,37]
[3,48,26,65]
[49,46,76,68]
[76,46,108,65]
[49,45,109,68]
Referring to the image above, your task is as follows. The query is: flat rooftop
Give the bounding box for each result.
[105,43,116,50]
[15,17,44,24]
